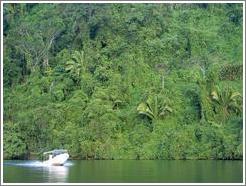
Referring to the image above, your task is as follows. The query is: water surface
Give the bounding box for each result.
[3,160,243,183]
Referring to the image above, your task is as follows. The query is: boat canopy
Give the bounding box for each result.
[43,149,68,156]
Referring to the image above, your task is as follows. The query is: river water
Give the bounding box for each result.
[3,160,243,183]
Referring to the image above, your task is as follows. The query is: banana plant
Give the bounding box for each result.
[65,50,85,82]
[137,101,155,120]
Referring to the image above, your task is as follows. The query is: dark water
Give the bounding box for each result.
[3,160,243,183]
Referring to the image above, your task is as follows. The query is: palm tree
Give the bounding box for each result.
[211,86,242,120]
[137,95,172,121]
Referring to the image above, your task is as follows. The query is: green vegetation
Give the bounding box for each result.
[3,3,243,160]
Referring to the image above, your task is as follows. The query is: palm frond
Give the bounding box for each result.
[137,102,155,120]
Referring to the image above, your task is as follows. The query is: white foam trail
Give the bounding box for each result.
[5,160,73,167]
[16,161,46,167]
[64,161,73,166]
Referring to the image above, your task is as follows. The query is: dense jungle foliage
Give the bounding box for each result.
[3,3,243,160]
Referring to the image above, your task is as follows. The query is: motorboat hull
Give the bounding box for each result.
[43,153,69,166]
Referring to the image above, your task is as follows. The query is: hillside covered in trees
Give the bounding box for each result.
[3,3,243,160]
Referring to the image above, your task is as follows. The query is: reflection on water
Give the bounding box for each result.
[3,160,71,183]
[45,165,69,182]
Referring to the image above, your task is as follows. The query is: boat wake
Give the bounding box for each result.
[4,160,73,167]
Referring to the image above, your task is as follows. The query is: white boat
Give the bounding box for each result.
[43,149,69,166]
